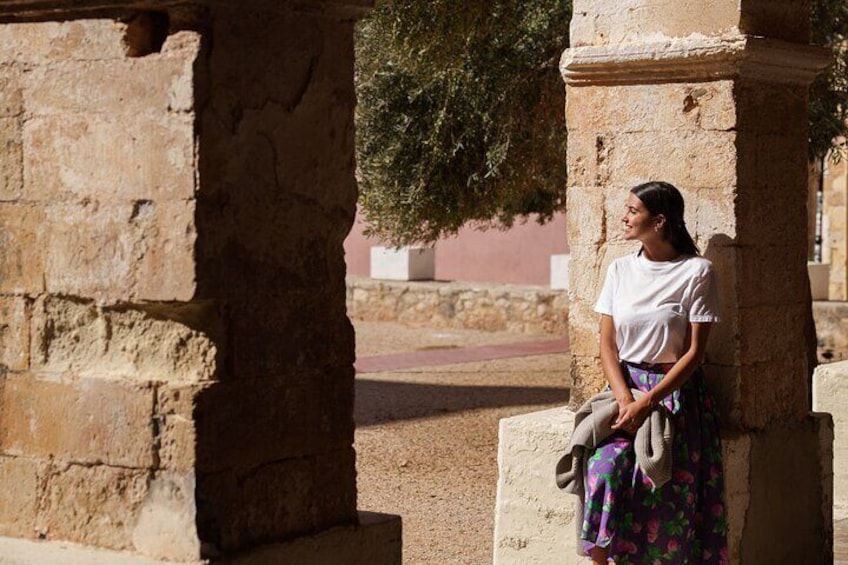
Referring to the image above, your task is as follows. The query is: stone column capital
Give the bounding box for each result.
[561,35,830,86]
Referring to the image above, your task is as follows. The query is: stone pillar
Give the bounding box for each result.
[0,2,400,563]
[823,152,847,300]
[563,1,832,562]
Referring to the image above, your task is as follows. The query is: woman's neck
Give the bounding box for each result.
[640,240,680,262]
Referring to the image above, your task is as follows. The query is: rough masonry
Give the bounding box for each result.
[0,2,399,563]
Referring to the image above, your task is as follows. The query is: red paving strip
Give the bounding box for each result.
[355,337,570,374]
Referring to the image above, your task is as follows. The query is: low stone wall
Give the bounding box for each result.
[346,277,568,335]
[347,278,847,361]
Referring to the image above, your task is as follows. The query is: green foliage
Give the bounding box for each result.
[355,0,571,245]
[810,0,848,161]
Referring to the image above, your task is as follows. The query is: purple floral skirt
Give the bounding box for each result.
[580,362,728,564]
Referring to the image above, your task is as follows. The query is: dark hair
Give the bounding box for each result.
[630,181,700,256]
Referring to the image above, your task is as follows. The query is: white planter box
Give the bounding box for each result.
[550,254,571,290]
[370,246,435,281]
[808,262,831,301]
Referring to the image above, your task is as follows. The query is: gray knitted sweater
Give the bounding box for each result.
[554,389,673,553]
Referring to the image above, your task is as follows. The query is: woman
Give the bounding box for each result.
[582,181,728,564]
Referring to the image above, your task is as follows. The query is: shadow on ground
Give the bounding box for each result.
[355,379,570,427]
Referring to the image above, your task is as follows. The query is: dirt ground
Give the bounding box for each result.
[353,320,848,564]
[353,321,569,564]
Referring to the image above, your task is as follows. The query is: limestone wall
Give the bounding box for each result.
[346,277,568,335]
[0,19,203,556]
[0,7,363,560]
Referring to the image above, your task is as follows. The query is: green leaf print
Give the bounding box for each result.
[644,488,663,508]
[664,511,689,536]
[645,545,665,560]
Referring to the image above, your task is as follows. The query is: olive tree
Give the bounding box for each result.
[356,1,848,245]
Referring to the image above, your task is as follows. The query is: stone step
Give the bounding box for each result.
[0,512,401,565]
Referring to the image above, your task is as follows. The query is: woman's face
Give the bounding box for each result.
[621,192,661,242]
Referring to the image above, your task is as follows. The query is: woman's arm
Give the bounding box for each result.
[612,322,712,432]
[599,314,633,409]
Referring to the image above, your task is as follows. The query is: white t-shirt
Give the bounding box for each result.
[594,252,720,364]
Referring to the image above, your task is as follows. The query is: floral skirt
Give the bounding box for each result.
[580,362,728,564]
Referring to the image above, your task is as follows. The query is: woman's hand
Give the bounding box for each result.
[612,395,652,435]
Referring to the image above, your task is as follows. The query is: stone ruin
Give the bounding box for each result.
[0,0,842,564]
[0,1,400,563]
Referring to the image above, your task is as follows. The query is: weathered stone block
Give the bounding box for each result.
[193,374,354,473]
[0,20,126,65]
[735,244,808,307]
[565,187,604,246]
[565,134,600,188]
[0,374,156,468]
[0,204,45,294]
[695,187,737,243]
[604,130,737,190]
[0,456,42,538]
[0,67,22,118]
[702,364,742,430]
[567,244,604,304]
[31,296,218,382]
[37,463,149,550]
[570,0,739,47]
[566,82,736,133]
[812,361,848,517]
[493,407,586,565]
[736,81,808,135]
[230,511,401,565]
[569,354,605,405]
[156,384,204,472]
[197,448,357,552]
[24,47,198,117]
[0,118,22,201]
[131,471,200,562]
[734,415,833,563]
[738,357,808,429]
[0,295,29,371]
[735,187,808,249]
[38,200,196,302]
[738,304,807,364]
[566,300,600,357]
[24,113,195,203]
[720,432,751,561]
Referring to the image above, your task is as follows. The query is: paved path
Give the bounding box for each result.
[355,338,569,374]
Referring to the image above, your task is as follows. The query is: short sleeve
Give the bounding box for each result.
[689,264,721,323]
[594,261,616,316]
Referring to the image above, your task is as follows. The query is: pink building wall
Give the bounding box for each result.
[344,210,569,286]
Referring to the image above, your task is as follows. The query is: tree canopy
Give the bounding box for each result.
[810,0,848,161]
[355,0,571,246]
[356,1,848,245]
